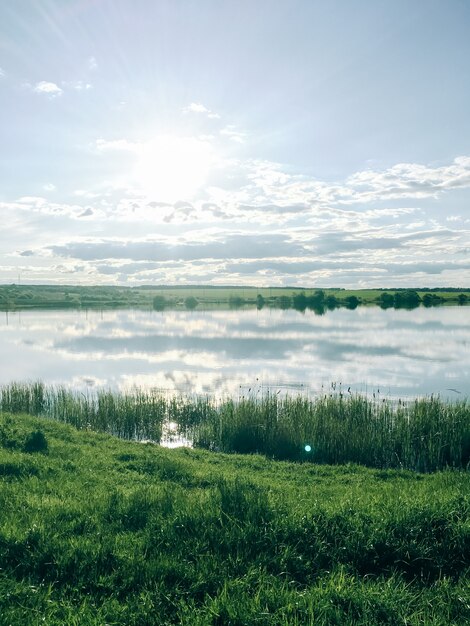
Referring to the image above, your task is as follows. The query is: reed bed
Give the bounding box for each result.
[0,382,165,442]
[187,394,470,471]
[0,382,468,471]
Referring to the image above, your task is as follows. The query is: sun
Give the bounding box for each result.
[132,134,214,203]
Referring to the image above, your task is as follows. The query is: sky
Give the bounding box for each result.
[1,0,469,288]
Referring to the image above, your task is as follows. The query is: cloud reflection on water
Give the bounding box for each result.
[0,307,468,399]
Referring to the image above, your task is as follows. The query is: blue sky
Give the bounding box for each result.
[1,0,469,287]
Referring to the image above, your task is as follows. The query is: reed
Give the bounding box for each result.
[184,393,469,471]
[0,382,468,471]
[0,382,165,442]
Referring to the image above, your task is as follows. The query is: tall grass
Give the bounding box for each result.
[0,382,468,470]
[0,382,164,442]
[1,413,469,624]
[187,393,469,471]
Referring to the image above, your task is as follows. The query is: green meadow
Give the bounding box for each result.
[0,411,469,625]
[0,283,468,311]
[1,381,469,624]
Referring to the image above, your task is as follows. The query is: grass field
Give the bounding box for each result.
[0,283,468,311]
[0,412,469,625]
[1,383,469,472]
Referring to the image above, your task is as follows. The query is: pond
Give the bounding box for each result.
[0,306,468,399]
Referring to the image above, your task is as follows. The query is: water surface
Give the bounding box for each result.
[0,306,468,399]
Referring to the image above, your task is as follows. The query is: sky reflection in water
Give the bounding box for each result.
[0,306,468,399]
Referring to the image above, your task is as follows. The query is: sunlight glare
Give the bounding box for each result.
[133,135,213,202]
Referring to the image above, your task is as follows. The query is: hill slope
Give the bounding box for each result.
[0,413,469,625]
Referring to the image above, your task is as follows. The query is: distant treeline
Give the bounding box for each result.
[0,283,468,312]
[157,289,467,313]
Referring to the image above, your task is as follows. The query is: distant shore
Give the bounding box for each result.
[0,284,468,311]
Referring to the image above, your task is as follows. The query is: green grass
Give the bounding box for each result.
[0,382,165,442]
[0,412,469,625]
[188,393,470,472]
[1,283,468,311]
[1,382,469,472]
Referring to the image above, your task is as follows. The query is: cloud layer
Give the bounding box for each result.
[0,98,469,287]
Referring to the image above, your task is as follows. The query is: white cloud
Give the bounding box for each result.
[29,79,92,97]
[37,142,470,230]
[33,81,63,96]
[0,67,5,77]
[2,197,103,220]
[345,157,470,200]
[209,156,470,211]
[220,125,246,143]
[43,183,56,191]
[95,138,138,152]
[446,214,469,224]
[73,189,103,199]
[64,80,93,91]
[3,197,468,286]
[37,223,469,288]
[16,196,47,205]
[184,102,208,113]
[182,102,220,119]
[88,56,98,70]
[3,145,468,287]
[78,208,94,218]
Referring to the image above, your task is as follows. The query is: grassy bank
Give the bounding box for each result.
[0,413,469,625]
[0,283,468,311]
[1,383,469,471]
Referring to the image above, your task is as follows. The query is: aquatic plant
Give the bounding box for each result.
[1,382,468,471]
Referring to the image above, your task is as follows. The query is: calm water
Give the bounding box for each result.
[0,306,469,399]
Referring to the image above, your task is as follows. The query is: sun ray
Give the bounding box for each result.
[132,134,214,203]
